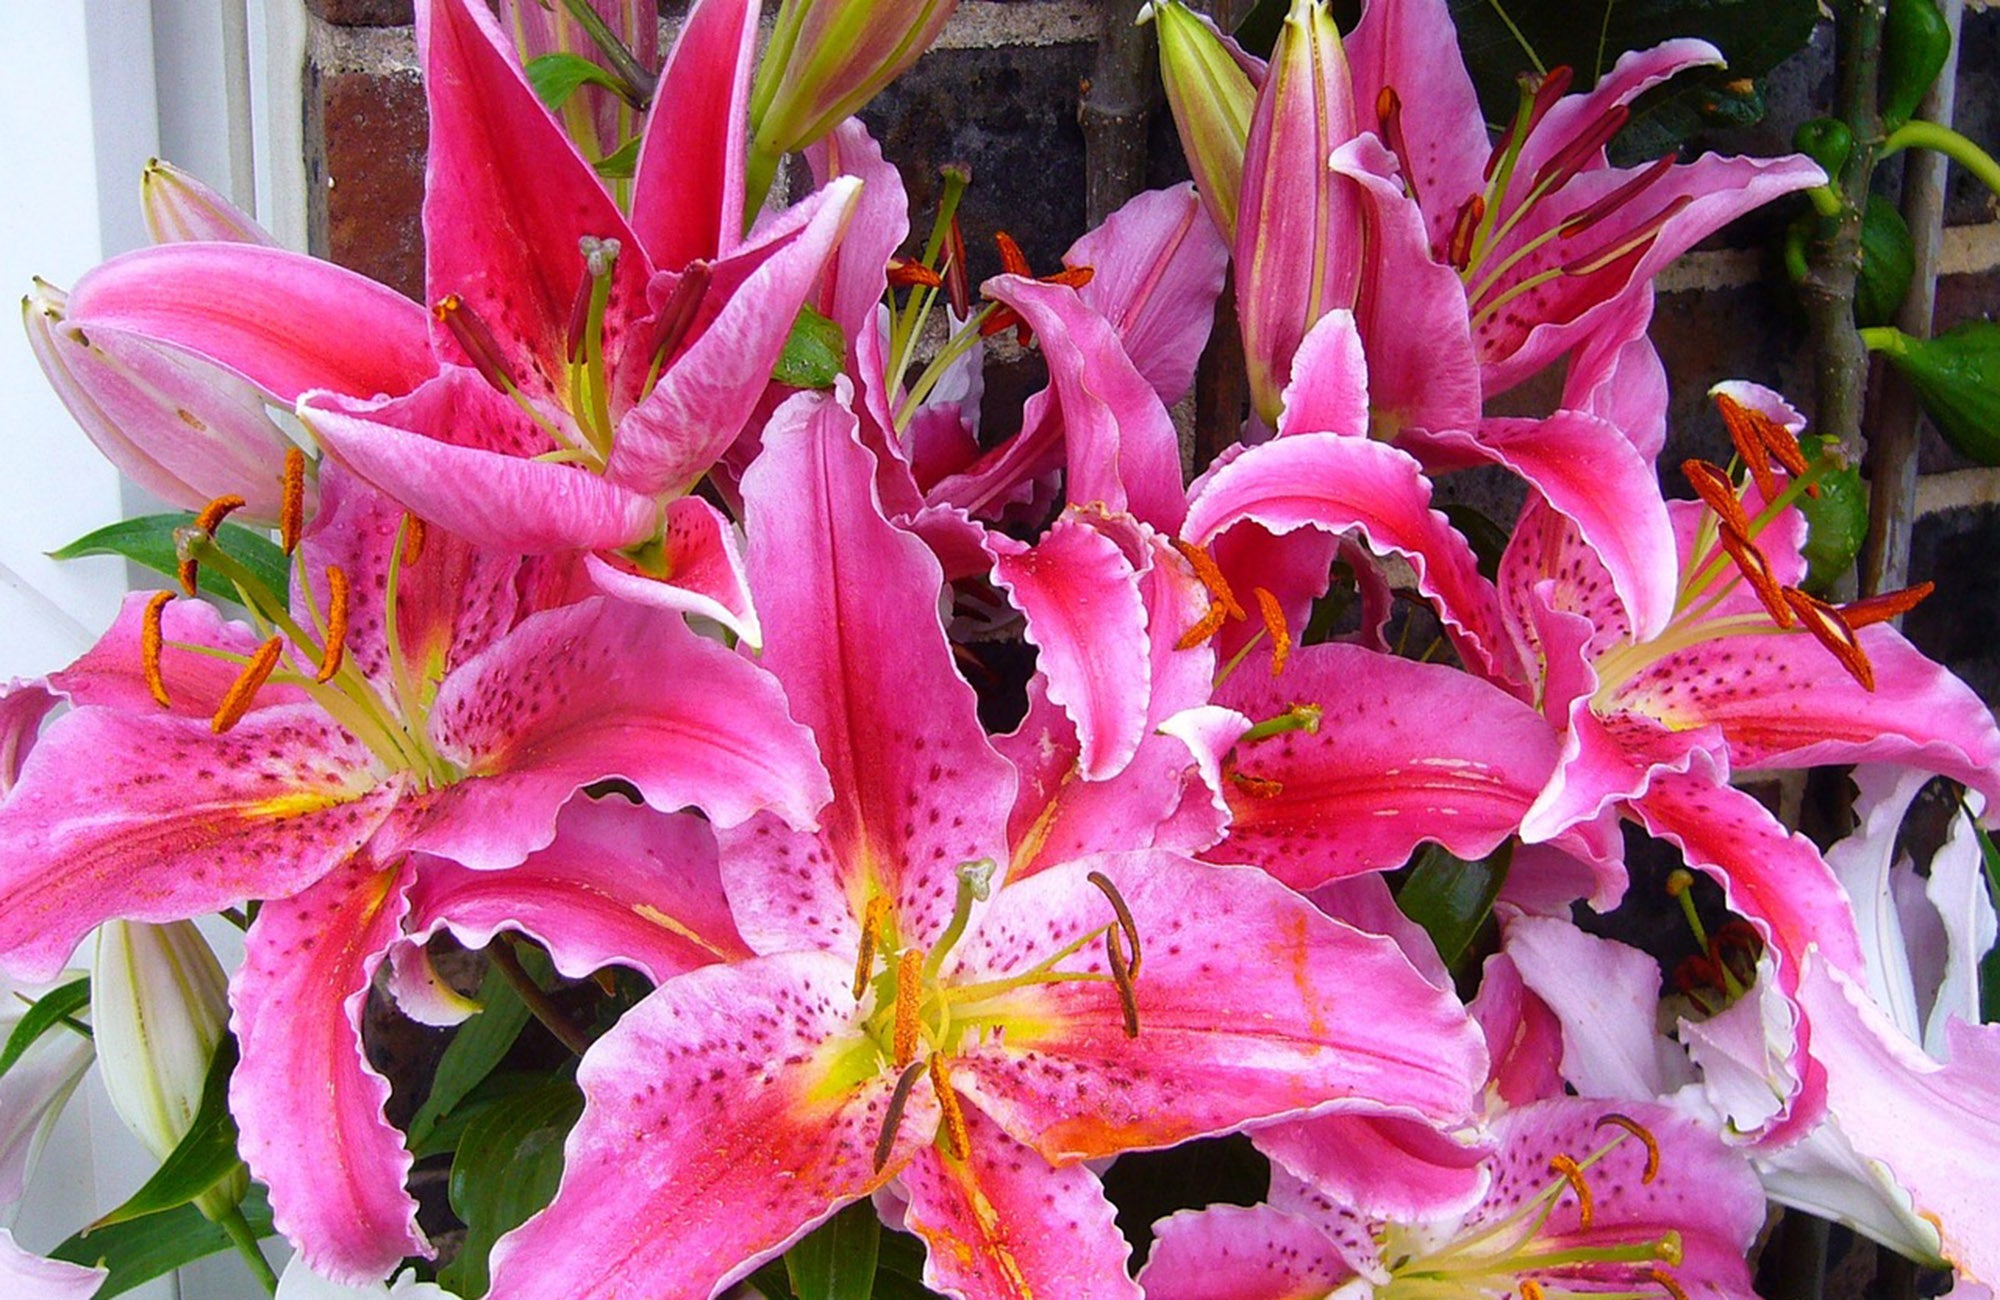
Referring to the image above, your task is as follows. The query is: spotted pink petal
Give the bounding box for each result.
[1208,642,1557,890]
[1066,182,1230,406]
[484,953,935,1300]
[1344,0,1488,251]
[231,854,428,1285]
[0,683,55,798]
[1563,285,1669,458]
[63,243,434,403]
[946,852,1487,1162]
[0,704,402,982]
[731,391,1012,948]
[1138,1203,1356,1300]
[402,799,751,984]
[1183,435,1515,684]
[582,494,761,647]
[990,515,1151,781]
[416,596,830,870]
[900,1110,1140,1300]
[629,0,756,269]
[418,0,649,406]
[47,591,303,719]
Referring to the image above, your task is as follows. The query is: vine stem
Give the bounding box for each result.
[1882,119,2000,199]
[218,1203,278,1295]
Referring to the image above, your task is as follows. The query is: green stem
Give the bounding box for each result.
[557,0,655,105]
[217,1204,278,1295]
[490,940,595,1056]
[1859,325,1909,354]
[1881,119,2000,199]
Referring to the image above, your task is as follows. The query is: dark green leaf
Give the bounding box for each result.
[772,306,847,390]
[1856,194,1916,329]
[1444,0,1816,158]
[405,958,533,1151]
[95,1037,245,1226]
[1876,321,2000,466]
[0,977,91,1084]
[1882,0,1952,131]
[1796,439,1868,595]
[1396,840,1512,969]
[525,53,624,111]
[594,136,642,179]
[749,1260,799,1299]
[1973,818,2000,1024]
[1441,504,1509,582]
[409,1071,549,1160]
[50,514,288,604]
[440,1080,583,1298]
[785,1198,881,1300]
[51,1185,274,1297]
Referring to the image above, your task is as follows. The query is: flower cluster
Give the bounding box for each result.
[7,0,2000,1296]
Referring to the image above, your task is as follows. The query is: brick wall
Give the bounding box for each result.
[300,0,2000,700]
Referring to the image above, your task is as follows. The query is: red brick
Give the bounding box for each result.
[307,65,429,302]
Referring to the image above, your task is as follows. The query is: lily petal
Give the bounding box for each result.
[582,494,762,648]
[629,0,756,268]
[1138,1203,1357,1299]
[1066,182,1230,406]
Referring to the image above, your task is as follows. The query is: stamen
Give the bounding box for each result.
[1446,195,1486,271]
[1713,919,1764,991]
[1682,459,1750,537]
[1176,603,1230,652]
[1715,392,1781,502]
[1237,703,1323,744]
[1649,1268,1691,1300]
[1106,925,1141,1038]
[1252,587,1290,676]
[1547,1153,1595,1229]
[212,636,284,734]
[854,893,892,1000]
[1523,66,1575,137]
[316,565,350,684]
[1558,194,1690,277]
[893,948,924,1067]
[1559,151,1677,239]
[874,1059,927,1172]
[1841,581,1933,628]
[646,261,713,375]
[887,257,944,289]
[1715,524,1794,628]
[433,294,518,394]
[1170,539,1245,620]
[1520,1282,1547,1300]
[1230,770,1285,798]
[1594,1113,1661,1183]
[280,447,307,555]
[943,214,972,319]
[181,495,247,594]
[140,590,174,708]
[401,515,427,568]
[929,1054,972,1162]
[1375,86,1418,205]
[1086,870,1142,981]
[1782,587,1874,691]
[994,231,1033,278]
[1528,103,1630,196]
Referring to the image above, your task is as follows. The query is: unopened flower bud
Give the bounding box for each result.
[140,160,277,247]
[1146,0,1258,242]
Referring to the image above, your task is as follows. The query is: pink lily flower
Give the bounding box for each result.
[0,468,830,1281]
[1140,1097,1765,1300]
[498,0,659,163]
[479,388,1488,1299]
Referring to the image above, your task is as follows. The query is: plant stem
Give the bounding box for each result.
[490,939,595,1056]
[1882,119,2000,198]
[558,0,655,106]
[218,1204,278,1295]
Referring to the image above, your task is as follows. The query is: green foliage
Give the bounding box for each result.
[1856,195,1917,329]
[594,136,642,179]
[1796,440,1869,595]
[774,306,847,390]
[0,976,90,1083]
[51,1186,275,1297]
[525,53,626,112]
[1974,817,2000,1023]
[50,513,289,605]
[94,1037,246,1227]
[405,958,533,1152]
[441,1081,584,1298]
[1881,0,1952,131]
[1793,117,1855,182]
[784,1198,882,1300]
[1396,840,1512,971]
[1875,320,2000,465]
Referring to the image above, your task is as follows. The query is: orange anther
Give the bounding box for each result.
[1520,1282,1547,1300]
[211,636,284,734]
[1169,539,1245,620]
[140,590,174,709]
[1229,770,1285,799]
[182,494,248,595]
[1548,1152,1594,1228]
[401,514,427,568]
[1649,1268,1691,1300]
[1681,460,1750,537]
[1783,587,1874,691]
[316,565,350,684]
[853,893,892,1000]
[1715,393,1785,503]
[1252,587,1290,676]
[1446,195,1486,272]
[280,447,307,555]
[1715,524,1793,629]
[886,257,944,289]
[893,948,924,1068]
[1595,1112,1662,1183]
[994,231,1033,278]
[929,1054,972,1161]
[1841,581,1933,629]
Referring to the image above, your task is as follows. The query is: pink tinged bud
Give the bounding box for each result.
[139,160,277,247]
[93,920,249,1221]
[748,0,962,174]
[22,280,298,520]
[1234,0,1361,425]
[1148,0,1258,243]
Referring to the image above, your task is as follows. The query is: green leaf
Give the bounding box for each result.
[94,1037,245,1227]
[1396,840,1512,970]
[1875,321,2000,466]
[50,514,289,604]
[1856,194,1917,329]
[405,958,533,1151]
[440,1080,583,1298]
[772,306,846,390]
[1443,0,1816,159]
[1881,0,1952,131]
[409,1071,549,1160]
[1973,818,2000,1024]
[525,52,624,111]
[51,1185,274,1298]
[1796,439,1868,595]
[1440,504,1509,582]
[594,136,642,180]
[0,976,91,1084]
[785,1198,881,1300]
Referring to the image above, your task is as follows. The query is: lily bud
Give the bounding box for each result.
[140,160,277,247]
[747,0,960,205]
[1146,0,1258,244]
[93,920,247,1221]
[1235,0,1362,425]
[23,279,301,521]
